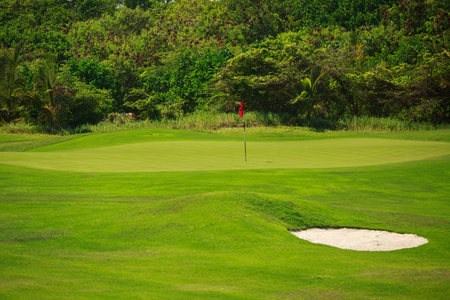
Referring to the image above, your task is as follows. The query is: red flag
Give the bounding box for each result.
[239,101,244,118]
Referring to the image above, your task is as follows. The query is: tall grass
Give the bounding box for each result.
[1,113,448,135]
[336,116,447,132]
[0,122,49,135]
[73,111,296,133]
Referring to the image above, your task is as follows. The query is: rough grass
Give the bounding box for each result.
[0,128,449,299]
[335,116,448,132]
[1,113,448,135]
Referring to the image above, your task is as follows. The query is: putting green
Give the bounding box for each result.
[0,138,449,172]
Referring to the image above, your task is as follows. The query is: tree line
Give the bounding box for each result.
[0,0,449,129]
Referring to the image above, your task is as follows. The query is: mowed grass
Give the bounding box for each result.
[0,128,449,299]
[1,128,449,172]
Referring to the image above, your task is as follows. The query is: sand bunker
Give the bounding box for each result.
[290,228,428,251]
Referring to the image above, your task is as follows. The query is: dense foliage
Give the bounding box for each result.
[0,0,449,128]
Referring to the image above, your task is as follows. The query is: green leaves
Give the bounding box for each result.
[288,0,398,30]
[215,39,331,118]
[67,59,116,92]
[0,0,448,127]
[0,40,26,123]
[136,49,234,118]
[35,53,58,105]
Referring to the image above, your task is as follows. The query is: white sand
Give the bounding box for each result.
[290,228,428,251]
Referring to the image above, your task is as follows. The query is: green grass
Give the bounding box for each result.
[0,128,449,299]
[2,113,449,136]
[335,116,448,132]
[1,137,449,172]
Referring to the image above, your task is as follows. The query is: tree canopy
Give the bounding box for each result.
[0,0,449,127]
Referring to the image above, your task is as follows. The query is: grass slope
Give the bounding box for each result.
[0,128,449,299]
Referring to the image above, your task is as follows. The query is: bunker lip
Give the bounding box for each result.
[290,228,428,251]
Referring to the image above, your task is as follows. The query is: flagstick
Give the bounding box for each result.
[243,112,247,162]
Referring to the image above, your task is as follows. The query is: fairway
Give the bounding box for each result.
[1,128,449,299]
[1,138,449,172]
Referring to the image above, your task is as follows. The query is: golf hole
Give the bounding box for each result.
[290,228,428,251]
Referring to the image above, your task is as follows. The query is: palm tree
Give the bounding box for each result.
[291,66,327,119]
[35,53,58,106]
[0,41,25,123]
[35,53,60,129]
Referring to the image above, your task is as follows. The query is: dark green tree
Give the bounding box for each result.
[0,41,25,123]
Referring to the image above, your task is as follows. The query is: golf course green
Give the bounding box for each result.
[1,127,449,299]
